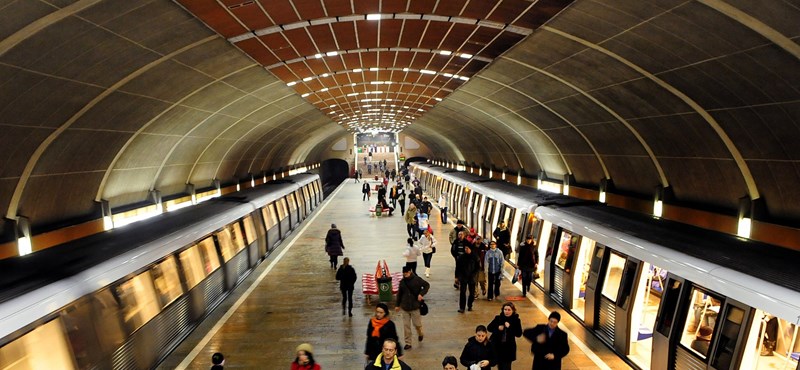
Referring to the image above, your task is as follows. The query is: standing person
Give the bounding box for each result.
[362,182,371,201]
[438,192,449,223]
[455,245,480,313]
[484,241,505,301]
[522,311,570,370]
[517,235,537,296]
[487,302,523,370]
[450,230,469,289]
[493,222,511,260]
[419,196,433,216]
[404,203,419,239]
[460,325,496,370]
[353,170,360,183]
[364,303,402,362]
[324,224,344,270]
[402,237,422,275]
[365,339,412,370]
[358,169,363,180]
[419,228,437,277]
[335,257,357,316]
[473,235,488,297]
[291,343,321,370]
[389,184,398,208]
[210,352,224,370]
[396,266,430,350]
[397,185,407,215]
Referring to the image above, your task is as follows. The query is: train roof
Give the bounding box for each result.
[536,204,800,321]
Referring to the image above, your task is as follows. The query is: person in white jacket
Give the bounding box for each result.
[403,237,422,275]
[418,229,437,277]
[438,192,449,223]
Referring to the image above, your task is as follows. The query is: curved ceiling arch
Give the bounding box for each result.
[500,55,670,187]
[542,25,759,199]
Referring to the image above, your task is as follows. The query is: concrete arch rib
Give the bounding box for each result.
[543,26,758,199]
[6,35,218,219]
[421,105,515,167]
[445,93,546,172]
[95,62,259,201]
[0,0,102,57]
[500,56,670,188]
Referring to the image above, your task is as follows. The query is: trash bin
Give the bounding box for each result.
[375,205,383,217]
[377,276,393,302]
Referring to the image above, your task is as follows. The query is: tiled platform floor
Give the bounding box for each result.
[159,180,633,370]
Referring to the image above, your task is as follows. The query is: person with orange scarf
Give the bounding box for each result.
[365,303,402,362]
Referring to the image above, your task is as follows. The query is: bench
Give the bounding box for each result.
[362,272,402,304]
[368,206,391,217]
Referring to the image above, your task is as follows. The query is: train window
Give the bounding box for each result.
[741,311,800,369]
[655,278,683,336]
[711,306,745,369]
[242,215,257,245]
[680,288,722,358]
[263,204,278,228]
[151,256,183,307]
[276,199,288,220]
[615,258,639,309]
[555,230,578,271]
[601,252,626,301]
[0,318,76,370]
[179,246,205,289]
[116,271,161,333]
[289,193,298,210]
[217,222,245,262]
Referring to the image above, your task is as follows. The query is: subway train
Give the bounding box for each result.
[411,162,800,370]
[0,173,323,370]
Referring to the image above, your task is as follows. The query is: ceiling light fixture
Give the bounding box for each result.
[370,67,379,71]
[420,69,436,75]
[314,53,323,59]
[460,53,473,58]
[326,51,338,57]
[366,14,381,20]
[287,81,297,86]
[303,77,312,81]
[353,68,362,73]
[439,50,452,56]
[301,93,310,97]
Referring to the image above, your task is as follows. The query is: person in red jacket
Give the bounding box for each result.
[291,343,321,370]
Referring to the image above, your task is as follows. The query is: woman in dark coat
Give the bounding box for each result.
[487,302,523,370]
[325,223,345,269]
[336,257,357,316]
[364,303,402,361]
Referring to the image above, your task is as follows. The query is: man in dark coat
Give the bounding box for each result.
[325,224,345,269]
[522,311,570,370]
[460,325,496,369]
[493,221,511,259]
[365,338,411,370]
[396,266,430,350]
[335,257,357,316]
[455,245,480,313]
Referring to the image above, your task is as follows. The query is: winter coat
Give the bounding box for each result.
[517,241,537,271]
[460,336,496,369]
[365,319,402,360]
[493,227,511,255]
[419,234,437,254]
[396,274,430,311]
[450,225,469,244]
[335,265,357,291]
[403,244,421,263]
[485,248,505,274]
[523,324,570,370]
[455,251,480,280]
[325,228,345,256]
[487,313,523,362]
[362,183,371,194]
[365,354,411,370]
[291,363,320,370]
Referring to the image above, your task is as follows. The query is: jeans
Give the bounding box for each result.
[488,271,502,299]
[341,289,353,312]
[458,276,476,310]
[405,261,418,275]
[422,252,433,268]
[440,207,448,223]
[521,270,533,295]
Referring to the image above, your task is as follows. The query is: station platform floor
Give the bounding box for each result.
[159,180,633,370]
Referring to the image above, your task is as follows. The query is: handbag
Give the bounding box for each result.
[419,300,429,316]
[431,246,436,254]
[512,269,521,284]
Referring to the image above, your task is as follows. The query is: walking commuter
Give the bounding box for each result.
[450,230,469,289]
[405,203,419,239]
[419,228,437,277]
[419,196,432,216]
[397,186,407,215]
[460,325,496,370]
[487,302,523,370]
[353,170,360,183]
[324,224,345,269]
[396,266,430,350]
[523,311,570,370]
[335,257,357,316]
[365,303,402,362]
[484,241,504,301]
[438,192,449,223]
[403,237,422,275]
[362,182,371,201]
[493,222,511,259]
[442,356,458,370]
[517,235,538,296]
[291,343,321,370]
[449,220,469,245]
[473,235,488,297]
[455,245,480,313]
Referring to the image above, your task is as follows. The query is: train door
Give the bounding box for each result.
[582,243,608,328]
[569,234,597,321]
[476,195,487,236]
[474,194,485,235]
[507,208,521,262]
[261,203,279,250]
[490,201,502,237]
[452,185,462,219]
[461,188,472,223]
[628,263,669,369]
[651,275,688,370]
[549,228,581,310]
[669,286,726,370]
[483,199,495,237]
[593,250,642,354]
[739,310,800,370]
[538,222,557,292]
[465,190,476,228]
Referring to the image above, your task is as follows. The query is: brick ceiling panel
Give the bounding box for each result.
[469,27,503,53]
[419,23,454,49]
[259,33,296,61]
[394,51,414,66]
[268,65,296,80]
[284,28,318,56]
[426,56,449,71]
[352,2,380,14]
[409,0,436,14]
[379,20,403,48]
[303,58,327,75]
[356,21,379,48]
[262,1,300,25]
[398,20,427,48]
[176,0,248,37]
[490,0,533,24]
[323,57,345,73]
[235,39,280,66]
[294,0,327,19]
[230,4,271,30]
[485,32,526,58]
[322,0,352,15]
[348,73,365,84]
[360,52,378,68]
[307,24,337,52]
[331,22,359,50]
[462,0,499,19]
[442,23,479,52]
[340,53,361,70]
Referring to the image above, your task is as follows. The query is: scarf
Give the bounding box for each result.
[371,317,389,337]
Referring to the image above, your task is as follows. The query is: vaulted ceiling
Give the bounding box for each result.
[1,0,799,241]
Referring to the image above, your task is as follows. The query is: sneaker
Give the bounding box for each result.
[458,309,465,313]
[404,344,412,350]
[418,335,424,342]
[488,298,493,301]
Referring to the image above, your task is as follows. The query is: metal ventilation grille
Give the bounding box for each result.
[674,346,706,370]
[204,272,225,308]
[153,297,191,362]
[598,297,616,343]
[553,269,565,302]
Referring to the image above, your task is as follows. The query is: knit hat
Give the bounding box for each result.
[296,343,313,355]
